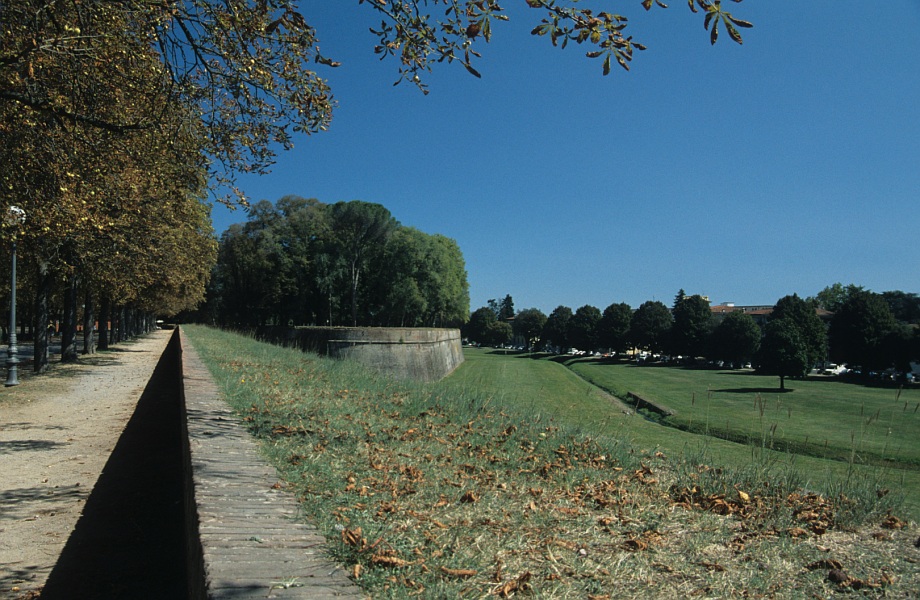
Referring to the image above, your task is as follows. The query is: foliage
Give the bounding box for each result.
[512,307,547,350]
[597,302,632,354]
[771,294,827,369]
[363,0,751,90]
[709,311,761,365]
[488,294,515,321]
[758,319,809,390]
[211,198,468,328]
[466,306,498,344]
[813,283,864,313]
[629,300,672,354]
[542,305,573,352]
[567,304,602,352]
[829,290,898,372]
[670,291,712,358]
[1,0,336,202]
[881,290,920,325]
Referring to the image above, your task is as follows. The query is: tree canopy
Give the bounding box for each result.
[669,290,711,358]
[758,318,809,391]
[598,302,632,354]
[210,198,468,329]
[629,300,671,354]
[770,294,827,369]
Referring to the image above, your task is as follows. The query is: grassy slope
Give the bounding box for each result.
[444,349,920,519]
[182,327,919,598]
[566,358,920,467]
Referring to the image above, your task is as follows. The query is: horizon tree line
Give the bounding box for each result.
[464,286,920,387]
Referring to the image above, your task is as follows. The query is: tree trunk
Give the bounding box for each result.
[82,292,96,354]
[33,261,52,374]
[350,261,359,327]
[779,375,786,391]
[60,273,78,363]
[113,305,124,344]
[98,296,110,350]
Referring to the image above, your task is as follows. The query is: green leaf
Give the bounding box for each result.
[728,15,754,28]
[709,20,719,44]
[603,54,611,75]
[724,19,742,44]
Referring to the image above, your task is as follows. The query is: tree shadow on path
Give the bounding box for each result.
[40,333,187,599]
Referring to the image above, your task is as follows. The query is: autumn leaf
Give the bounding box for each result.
[440,566,477,578]
[460,490,479,503]
[371,554,411,568]
[493,571,532,597]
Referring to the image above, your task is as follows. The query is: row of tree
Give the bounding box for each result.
[198,197,469,329]
[464,286,920,388]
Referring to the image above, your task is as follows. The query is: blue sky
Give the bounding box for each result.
[211,1,920,315]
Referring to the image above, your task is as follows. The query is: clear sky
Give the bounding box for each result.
[210,1,920,316]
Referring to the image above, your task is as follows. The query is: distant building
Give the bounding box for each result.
[710,302,832,327]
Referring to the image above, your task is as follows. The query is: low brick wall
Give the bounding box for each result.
[177,328,365,599]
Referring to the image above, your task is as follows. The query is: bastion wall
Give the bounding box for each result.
[255,326,464,382]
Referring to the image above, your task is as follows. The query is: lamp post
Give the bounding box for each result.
[6,206,26,387]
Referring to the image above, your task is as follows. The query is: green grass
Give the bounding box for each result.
[182,327,919,598]
[565,357,920,468]
[446,349,920,519]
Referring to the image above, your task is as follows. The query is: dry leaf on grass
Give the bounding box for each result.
[440,566,478,578]
[371,553,411,568]
[460,490,479,503]
[881,515,906,529]
[493,571,532,597]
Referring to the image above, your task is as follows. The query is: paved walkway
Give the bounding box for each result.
[0,329,364,599]
[0,331,178,598]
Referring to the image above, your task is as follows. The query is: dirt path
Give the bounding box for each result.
[0,331,171,599]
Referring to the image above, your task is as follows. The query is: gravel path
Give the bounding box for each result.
[0,331,172,598]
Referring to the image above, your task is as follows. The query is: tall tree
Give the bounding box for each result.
[759,319,809,391]
[709,311,761,366]
[512,308,547,351]
[670,292,712,358]
[629,300,672,355]
[813,283,864,313]
[329,201,398,327]
[597,302,632,354]
[465,306,497,345]
[542,305,573,353]
[771,294,827,370]
[881,291,920,325]
[829,290,898,372]
[567,304,602,352]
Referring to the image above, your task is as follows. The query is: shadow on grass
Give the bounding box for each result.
[40,332,186,599]
[711,387,794,394]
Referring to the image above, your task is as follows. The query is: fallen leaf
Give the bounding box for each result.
[460,490,479,503]
[440,566,477,578]
[493,572,532,597]
[371,554,411,568]
[623,538,648,552]
[806,559,843,571]
[881,515,906,530]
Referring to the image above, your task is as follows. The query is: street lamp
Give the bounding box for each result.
[6,205,26,386]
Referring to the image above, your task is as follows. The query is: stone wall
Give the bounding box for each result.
[258,326,464,383]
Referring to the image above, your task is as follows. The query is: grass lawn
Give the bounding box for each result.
[565,358,920,468]
[182,327,919,598]
[443,349,920,519]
